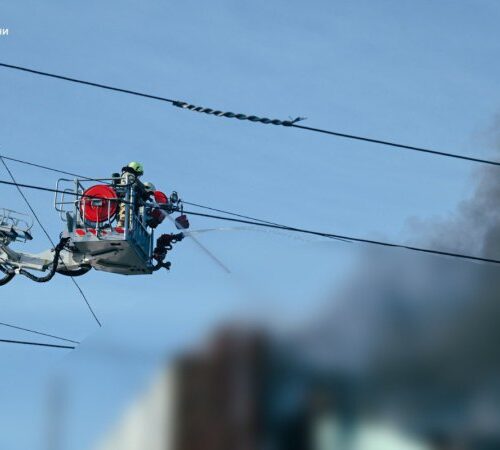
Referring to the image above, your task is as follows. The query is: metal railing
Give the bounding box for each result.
[55,177,121,227]
[0,208,34,242]
[54,177,153,256]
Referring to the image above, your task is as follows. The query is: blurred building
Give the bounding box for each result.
[174,328,266,450]
[94,368,177,450]
[95,327,266,450]
[93,326,433,450]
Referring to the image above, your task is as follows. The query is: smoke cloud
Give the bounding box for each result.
[295,128,500,441]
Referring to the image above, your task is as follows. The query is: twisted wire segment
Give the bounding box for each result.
[172,101,306,127]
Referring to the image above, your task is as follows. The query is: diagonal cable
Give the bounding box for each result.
[0,154,107,182]
[0,338,75,350]
[0,158,102,327]
[0,321,79,344]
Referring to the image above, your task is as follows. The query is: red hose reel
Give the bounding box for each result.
[79,185,118,225]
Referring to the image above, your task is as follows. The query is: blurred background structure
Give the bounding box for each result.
[91,317,500,450]
[93,327,422,450]
[93,154,500,450]
[1,2,500,450]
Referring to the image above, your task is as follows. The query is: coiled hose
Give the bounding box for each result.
[0,265,15,286]
[57,265,92,277]
[151,233,184,271]
[19,237,70,283]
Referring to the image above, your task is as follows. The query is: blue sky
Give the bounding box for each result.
[1,1,500,448]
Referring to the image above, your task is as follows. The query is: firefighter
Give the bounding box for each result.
[146,189,168,229]
[116,161,144,228]
[139,182,156,224]
[142,182,156,201]
[144,189,190,230]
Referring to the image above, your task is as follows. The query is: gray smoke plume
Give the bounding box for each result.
[293,134,500,441]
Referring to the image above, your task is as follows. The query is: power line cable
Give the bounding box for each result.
[0,163,271,218]
[1,159,58,245]
[0,159,102,327]
[165,214,232,274]
[0,154,106,182]
[0,338,75,350]
[182,210,500,266]
[0,63,175,103]
[1,177,497,265]
[1,62,498,167]
[0,321,79,344]
[182,200,350,243]
[0,178,132,204]
[288,123,500,166]
[183,200,288,227]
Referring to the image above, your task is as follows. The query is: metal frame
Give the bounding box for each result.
[0,178,160,278]
[55,177,119,227]
[54,177,154,265]
[0,208,34,243]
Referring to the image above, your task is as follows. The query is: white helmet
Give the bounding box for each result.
[143,182,156,192]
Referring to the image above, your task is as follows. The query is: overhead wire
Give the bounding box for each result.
[182,200,351,243]
[0,321,79,344]
[165,215,232,274]
[0,154,105,182]
[288,123,500,166]
[0,62,176,103]
[0,338,75,350]
[0,178,128,204]
[0,178,135,210]
[0,176,498,266]
[182,210,500,266]
[1,159,58,246]
[183,200,292,228]
[1,62,499,167]
[0,158,102,328]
